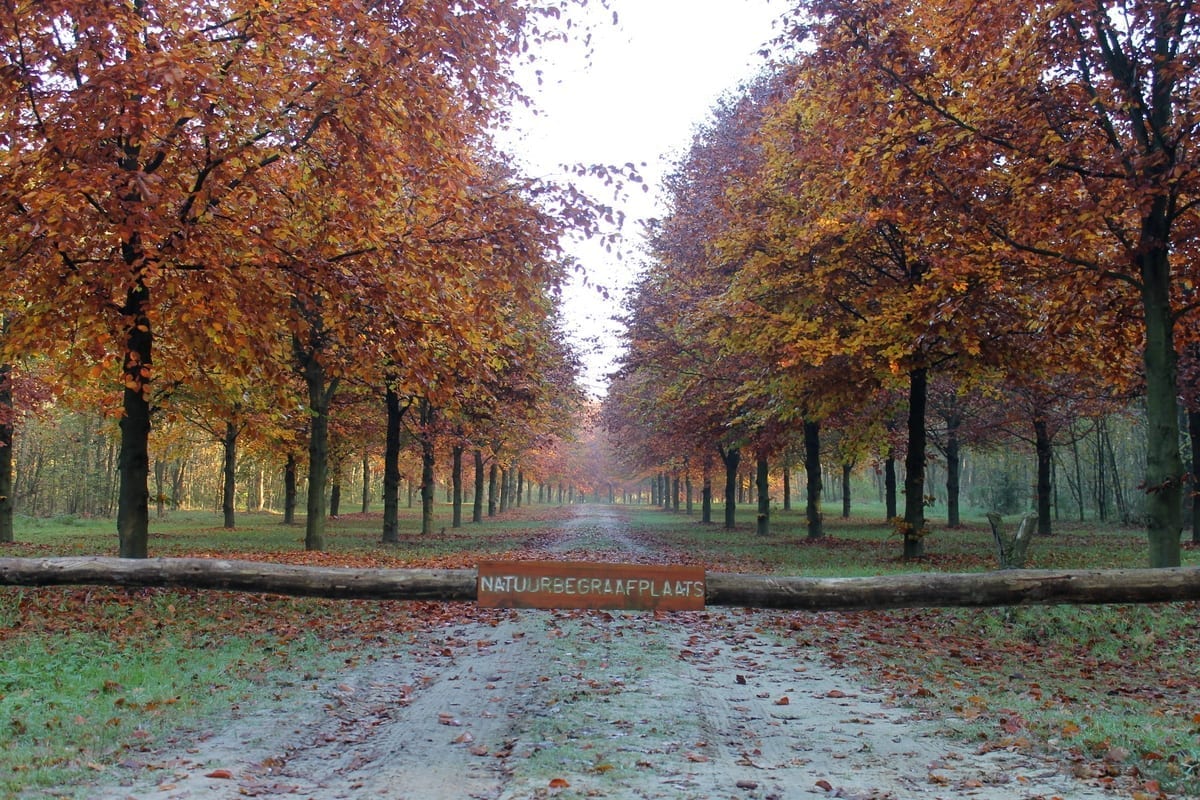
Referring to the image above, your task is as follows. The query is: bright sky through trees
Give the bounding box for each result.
[503,0,781,395]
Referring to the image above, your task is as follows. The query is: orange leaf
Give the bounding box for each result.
[549,777,570,788]
[205,769,234,779]
[775,696,790,705]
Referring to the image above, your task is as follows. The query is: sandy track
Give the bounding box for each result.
[79,506,1124,800]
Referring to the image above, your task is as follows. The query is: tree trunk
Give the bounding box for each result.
[701,455,712,524]
[756,456,770,536]
[451,445,463,529]
[1190,411,1200,544]
[330,479,342,518]
[283,454,297,525]
[1104,422,1130,525]
[488,463,498,517]
[118,281,152,559]
[222,421,237,530]
[153,459,168,519]
[361,452,371,514]
[301,352,338,552]
[1095,425,1108,521]
[902,367,928,559]
[782,465,791,512]
[1140,225,1184,567]
[499,468,510,513]
[1069,424,1086,521]
[885,448,897,520]
[382,387,403,543]
[0,360,12,544]
[945,410,961,527]
[419,400,435,536]
[473,450,485,524]
[842,463,852,519]
[685,468,693,515]
[720,446,740,530]
[1033,417,1053,536]
[804,420,823,539]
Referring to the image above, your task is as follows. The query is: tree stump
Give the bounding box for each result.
[987,511,1038,569]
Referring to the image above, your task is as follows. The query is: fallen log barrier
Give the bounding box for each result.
[0,557,476,601]
[704,567,1200,610]
[0,557,1198,610]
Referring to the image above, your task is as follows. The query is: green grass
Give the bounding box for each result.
[867,604,1200,793]
[0,591,369,798]
[4,506,564,563]
[623,504,1193,574]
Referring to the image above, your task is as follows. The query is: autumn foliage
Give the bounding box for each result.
[0,0,601,555]
[605,0,1200,567]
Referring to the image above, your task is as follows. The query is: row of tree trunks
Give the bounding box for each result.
[1,557,1197,610]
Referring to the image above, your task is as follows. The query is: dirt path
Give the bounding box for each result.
[82,506,1123,800]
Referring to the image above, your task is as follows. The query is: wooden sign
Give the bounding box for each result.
[476,561,706,611]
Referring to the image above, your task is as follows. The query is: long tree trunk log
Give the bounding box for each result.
[705,567,1200,610]
[1,558,1198,610]
[0,557,475,601]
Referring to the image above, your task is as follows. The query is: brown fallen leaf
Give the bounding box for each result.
[469,745,490,756]
[453,731,475,744]
[686,751,709,762]
[815,778,833,791]
[774,696,790,706]
[549,777,570,788]
[205,769,234,779]
[736,779,759,789]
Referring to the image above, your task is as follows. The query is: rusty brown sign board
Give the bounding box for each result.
[476,561,706,611]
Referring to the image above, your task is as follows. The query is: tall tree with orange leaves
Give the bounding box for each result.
[0,0,586,557]
[797,0,1200,566]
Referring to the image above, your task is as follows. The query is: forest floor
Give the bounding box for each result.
[75,506,1149,800]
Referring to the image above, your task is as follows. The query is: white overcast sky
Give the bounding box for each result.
[501,0,784,396]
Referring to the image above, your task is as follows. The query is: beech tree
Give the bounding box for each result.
[0,0,589,557]
[798,0,1200,567]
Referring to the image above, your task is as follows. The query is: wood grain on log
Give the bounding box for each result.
[0,557,1198,610]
